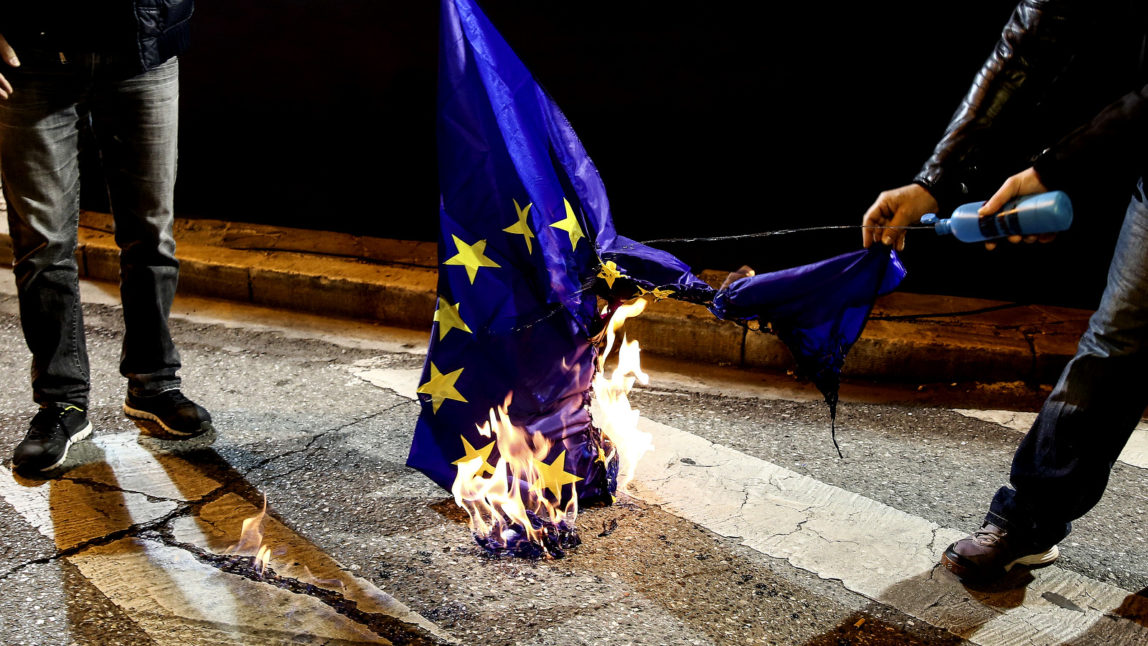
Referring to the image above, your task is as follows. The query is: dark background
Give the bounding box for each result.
[163,1,1143,309]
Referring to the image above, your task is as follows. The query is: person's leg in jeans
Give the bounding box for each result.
[990,182,1148,545]
[0,56,96,471]
[0,59,90,409]
[90,56,212,437]
[90,56,181,397]
[944,182,1148,579]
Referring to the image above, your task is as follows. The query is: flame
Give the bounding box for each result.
[451,296,654,556]
[229,495,274,576]
[255,544,272,573]
[451,396,576,556]
[593,298,654,491]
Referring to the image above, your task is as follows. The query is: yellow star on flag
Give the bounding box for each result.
[452,435,496,476]
[649,287,675,300]
[417,362,467,413]
[597,260,625,289]
[532,449,582,499]
[503,200,535,255]
[443,234,500,284]
[433,299,472,341]
[550,198,585,251]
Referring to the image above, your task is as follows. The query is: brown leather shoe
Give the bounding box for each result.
[941,522,1059,582]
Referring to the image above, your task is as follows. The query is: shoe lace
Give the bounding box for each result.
[26,407,70,441]
[158,390,192,406]
[972,527,1005,546]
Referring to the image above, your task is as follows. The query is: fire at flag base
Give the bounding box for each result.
[450,300,652,559]
[472,510,582,560]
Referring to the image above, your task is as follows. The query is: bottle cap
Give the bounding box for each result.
[920,213,951,236]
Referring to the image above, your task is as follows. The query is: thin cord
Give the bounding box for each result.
[638,224,927,246]
[870,302,1025,322]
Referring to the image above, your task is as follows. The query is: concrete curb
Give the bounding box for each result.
[0,212,1092,386]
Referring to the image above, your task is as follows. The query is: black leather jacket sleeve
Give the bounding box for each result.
[913,0,1096,209]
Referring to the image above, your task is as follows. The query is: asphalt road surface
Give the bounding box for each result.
[0,279,1146,645]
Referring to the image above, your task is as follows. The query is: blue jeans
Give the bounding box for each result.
[0,52,182,408]
[988,179,1148,547]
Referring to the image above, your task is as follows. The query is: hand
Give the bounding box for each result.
[979,167,1051,250]
[0,33,20,100]
[861,183,939,251]
[720,265,755,290]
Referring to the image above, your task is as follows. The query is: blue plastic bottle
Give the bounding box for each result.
[920,190,1073,242]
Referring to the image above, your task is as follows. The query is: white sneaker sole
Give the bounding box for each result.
[41,422,93,471]
[1006,544,1061,571]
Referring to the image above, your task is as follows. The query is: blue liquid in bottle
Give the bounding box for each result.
[920,191,1073,243]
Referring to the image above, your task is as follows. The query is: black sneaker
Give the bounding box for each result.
[123,390,213,437]
[12,404,93,473]
[941,522,1059,582]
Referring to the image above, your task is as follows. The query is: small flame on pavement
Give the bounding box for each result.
[229,495,274,576]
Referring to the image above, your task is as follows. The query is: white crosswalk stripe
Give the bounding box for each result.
[631,416,1148,645]
[0,432,452,645]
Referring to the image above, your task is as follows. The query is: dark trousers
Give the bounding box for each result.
[989,181,1148,547]
[0,52,182,408]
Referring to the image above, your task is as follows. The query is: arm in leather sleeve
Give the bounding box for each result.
[1033,83,1148,195]
[913,0,1092,209]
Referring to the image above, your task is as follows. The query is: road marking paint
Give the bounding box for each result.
[630,417,1147,645]
[172,493,453,644]
[350,361,422,400]
[1,433,453,645]
[68,537,392,644]
[0,465,176,552]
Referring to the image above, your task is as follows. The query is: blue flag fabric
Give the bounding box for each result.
[408,0,906,503]
[710,248,907,420]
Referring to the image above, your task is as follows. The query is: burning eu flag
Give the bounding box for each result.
[409,0,905,550]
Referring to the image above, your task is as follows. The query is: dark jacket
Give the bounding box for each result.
[0,0,193,76]
[914,0,1148,209]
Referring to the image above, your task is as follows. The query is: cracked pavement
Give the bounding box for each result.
[0,281,1146,645]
